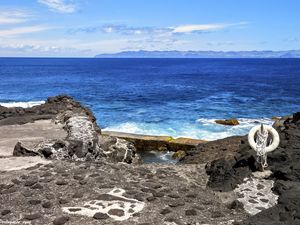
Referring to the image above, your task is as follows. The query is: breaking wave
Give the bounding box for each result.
[103,117,274,141]
[0,101,45,108]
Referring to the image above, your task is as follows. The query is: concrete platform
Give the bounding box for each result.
[0,120,67,156]
[0,119,66,170]
[0,156,50,171]
[102,131,206,152]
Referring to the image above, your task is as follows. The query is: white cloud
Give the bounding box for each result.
[38,0,77,13]
[0,26,51,37]
[70,22,248,37]
[0,37,128,56]
[0,9,31,24]
[0,43,92,57]
[172,24,226,33]
[172,22,248,33]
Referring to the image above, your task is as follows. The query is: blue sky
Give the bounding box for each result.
[0,0,299,56]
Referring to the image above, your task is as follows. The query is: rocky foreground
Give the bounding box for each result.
[181,112,300,225]
[0,95,299,225]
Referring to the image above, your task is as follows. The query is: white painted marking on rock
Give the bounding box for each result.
[234,176,278,215]
[62,188,145,221]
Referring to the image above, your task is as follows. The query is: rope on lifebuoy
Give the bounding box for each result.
[248,125,280,153]
[248,124,280,169]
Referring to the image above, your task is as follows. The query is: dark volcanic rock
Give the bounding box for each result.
[24,178,38,186]
[180,136,246,164]
[23,213,42,220]
[0,157,247,224]
[42,201,53,208]
[93,212,109,220]
[160,208,172,215]
[53,215,69,225]
[108,209,125,217]
[199,112,300,225]
[56,179,68,185]
[242,112,300,225]
[0,95,99,127]
[13,142,39,157]
[11,95,102,161]
[1,209,11,216]
[205,156,256,192]
[72,192,84,198]
[185,209,197,216]
[9,95,139,163]
[28,199,41,205]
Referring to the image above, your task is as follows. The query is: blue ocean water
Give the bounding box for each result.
[0,58,299,140]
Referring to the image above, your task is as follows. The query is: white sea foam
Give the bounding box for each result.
[103,122,144,134]
[103,117,274,141]
[196,117,273,126]
[0,101,45,108]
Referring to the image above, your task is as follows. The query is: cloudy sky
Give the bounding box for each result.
[0,0,299,57]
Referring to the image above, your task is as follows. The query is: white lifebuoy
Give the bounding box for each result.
[248,125,280,153]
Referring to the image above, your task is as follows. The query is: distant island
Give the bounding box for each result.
[95,50,300,58]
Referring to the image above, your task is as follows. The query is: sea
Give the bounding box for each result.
[0,58,299,141]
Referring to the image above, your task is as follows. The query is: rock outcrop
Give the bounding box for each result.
[98,135,140,164]
[172,150,186,160]
[181,112,300,225]
[7,95,138,163]
[215,118,240,126]
[180,135,254,192]
[0,95,99,130]
[243,112,300,225]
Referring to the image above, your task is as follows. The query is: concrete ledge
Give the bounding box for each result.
[0,120,67,157]
[101,131,206,152]
[0,156,50,171]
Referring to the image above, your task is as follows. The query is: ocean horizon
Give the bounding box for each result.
[1,57,299,140]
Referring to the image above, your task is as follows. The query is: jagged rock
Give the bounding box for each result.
[98,135,140,164]
[1,209,11,216]
[64,115,100,159]
[172,150,186,160]
[23,213,42,220]
[13,139,65,159]
[200,112,300,225]
[180,136,245,164]
[215,118,240,126]
[0,95,100,130]
[13,142,40,157]
[9,95,138,163]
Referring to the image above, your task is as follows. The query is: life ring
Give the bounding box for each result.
[248,125,280,153]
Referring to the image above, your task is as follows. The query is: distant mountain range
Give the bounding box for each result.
[95,50,300,58]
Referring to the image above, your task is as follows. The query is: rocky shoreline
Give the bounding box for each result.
[0,95,299,225]
[181,113,300,225]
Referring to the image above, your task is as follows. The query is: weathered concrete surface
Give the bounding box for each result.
[102,131,206,152]
[0,160,247,225]
[0,157,50,171]
[0,120,67,156]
